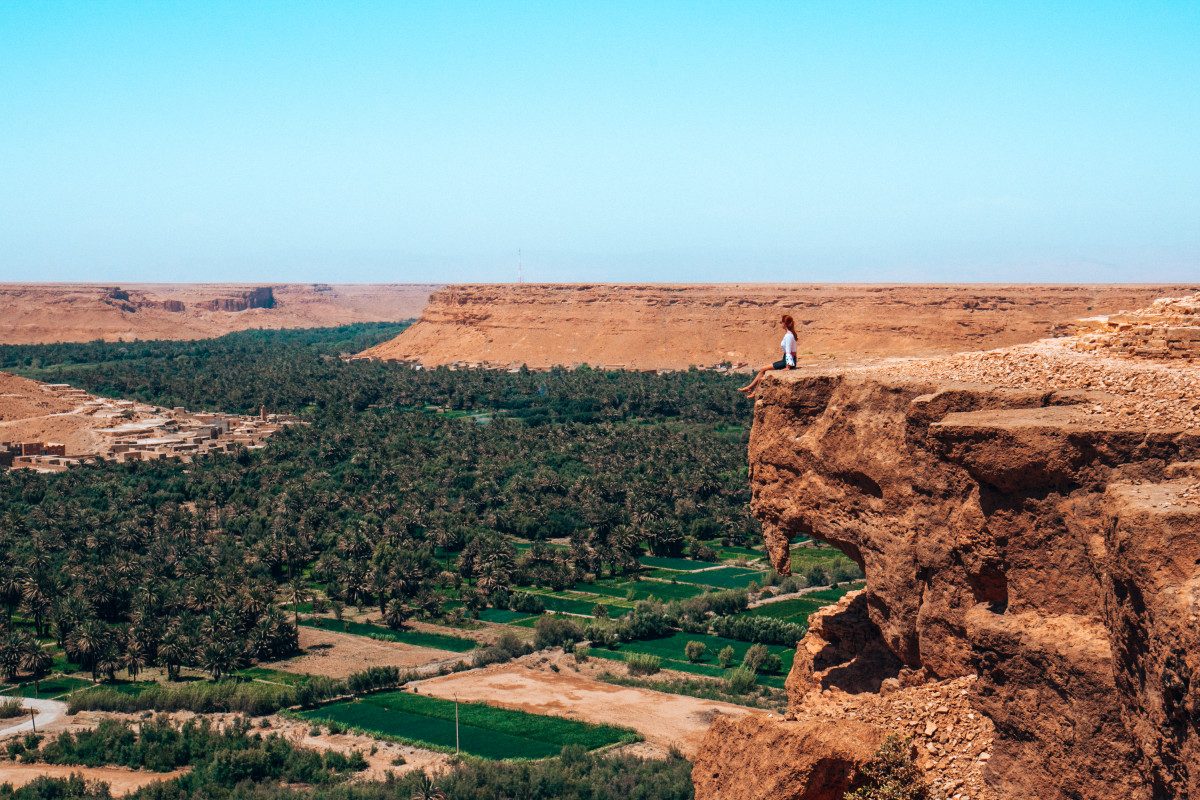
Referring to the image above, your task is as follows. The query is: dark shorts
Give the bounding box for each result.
[772,358,796,370]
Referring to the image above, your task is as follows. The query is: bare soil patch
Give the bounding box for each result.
[411,654,766,757]
[0,764,186,796]
[268,627,462,679]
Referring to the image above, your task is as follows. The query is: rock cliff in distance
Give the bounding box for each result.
[0,284,438,344]
[694,294,1200,800]
[358,283,1199,371]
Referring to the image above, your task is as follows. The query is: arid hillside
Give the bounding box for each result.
[694,295,1200,799]
[358,283,1199,370]
[0,283,438,344]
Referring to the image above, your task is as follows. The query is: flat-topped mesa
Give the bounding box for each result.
[696,295,1200,800]
[356,283,1200,371]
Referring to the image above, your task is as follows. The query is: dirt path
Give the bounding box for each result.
[0,698,67,739]
[0,764,186,795]
[267,626,465,679]
[411,657,768,757]
[748,583,844,607]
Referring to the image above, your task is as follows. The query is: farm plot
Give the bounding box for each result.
[300,618,476,652]
[748,583,864,625]
[0,676,91,699]
[415,661,762,757]
[638,555,714,571]
[675,567,769,590]
[589,632,792,688]
[297,690,633,759]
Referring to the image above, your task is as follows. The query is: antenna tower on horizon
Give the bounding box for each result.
[517,249,525,284]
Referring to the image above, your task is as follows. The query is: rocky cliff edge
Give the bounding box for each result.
[694,295,1200,800]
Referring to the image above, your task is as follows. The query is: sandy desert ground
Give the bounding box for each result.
[360,283,1200,370]
[266,626,465,679]
[0,283,437,344]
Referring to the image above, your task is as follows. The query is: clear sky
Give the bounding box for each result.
[1,1,1196,284]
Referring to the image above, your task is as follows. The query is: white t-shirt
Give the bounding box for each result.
[781,331,796,367]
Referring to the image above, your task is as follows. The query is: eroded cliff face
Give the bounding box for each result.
[696,298,1200,800]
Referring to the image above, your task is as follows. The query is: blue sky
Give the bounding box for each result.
[1,1,1196,283]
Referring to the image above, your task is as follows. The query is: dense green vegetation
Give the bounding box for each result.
[0,324,868,800]
[14,716,366,783]
[0,747,694,800]
[67,666,405,716]
[0,325,760,687]
[296,690,636,759]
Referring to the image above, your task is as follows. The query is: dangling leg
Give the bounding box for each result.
[738,365,771,395]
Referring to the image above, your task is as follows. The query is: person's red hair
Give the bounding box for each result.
[781,314,797,337]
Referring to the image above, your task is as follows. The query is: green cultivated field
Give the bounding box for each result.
[301,618,477,652]
[676,567,769,589]
[748,584,864,625]
[638,555,714,571]
[298,690,634,759]
[0,676,92,699]
[590,632,792,688]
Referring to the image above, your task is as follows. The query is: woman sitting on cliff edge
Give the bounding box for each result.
[738,314,798,398]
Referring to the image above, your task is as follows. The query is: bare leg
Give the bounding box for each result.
[738,365,772,395]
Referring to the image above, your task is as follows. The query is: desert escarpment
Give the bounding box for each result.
[695,296,1200,799]
[0,283,438,344]
[358,283,1198,370]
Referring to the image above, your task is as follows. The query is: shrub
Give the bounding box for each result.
[0,697,25,719]
[742,644,769,673]
[507,592,546,614]
[845,736,928,800]
[534,615,584,649]
[346,666,401,694]
[592,603,609,619]
[616,601,674,642]
[723,667,757,694]
[626,653,662,676]
[473,646,514,668]
[760,652,783,674]
[684,641,708,663]
[574,644,590,663]
[711,614,805,646]
[717,645,735,668]
[585,624,619,649]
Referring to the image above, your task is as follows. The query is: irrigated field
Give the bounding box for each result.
[588,632,793,688]
[297,690,635,759]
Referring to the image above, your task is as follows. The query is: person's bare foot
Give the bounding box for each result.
[737,385,753,394]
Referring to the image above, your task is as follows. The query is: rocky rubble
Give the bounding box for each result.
[697,294,1200,800]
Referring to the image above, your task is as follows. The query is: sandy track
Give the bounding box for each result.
[412,658,767,757]
[267,626,465,679]
[0,698,67,739]
[0,764,186,796]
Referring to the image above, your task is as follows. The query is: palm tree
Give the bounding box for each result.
[156,630,191,681]
[410,776,447,800]
[125,639,147,680]
[20,644,53,693]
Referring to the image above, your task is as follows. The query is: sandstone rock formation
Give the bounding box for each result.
[0,284,438,344]
[697,295,1200,800]
[358,284,1198,370]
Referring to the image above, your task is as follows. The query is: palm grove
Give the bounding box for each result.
[0,325,761,685]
